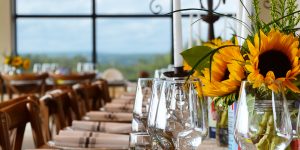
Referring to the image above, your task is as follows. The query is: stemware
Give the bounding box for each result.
[33,63,42,73]
[147,79,168,149]
[130,78,163,149]
[234,81,293,150]
[132,78,154,132]
[154,78,208,150]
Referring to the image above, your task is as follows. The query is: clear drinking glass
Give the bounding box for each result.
[132,78,154,132]
[234,81,293,150]
[147,79,168,149]
[129,132,151,150]
[130,78,162,149]
[33,63,42,73]
[154,78,208,150]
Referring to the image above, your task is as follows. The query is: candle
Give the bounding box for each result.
[188,13,193,48]
[173,0,183,67]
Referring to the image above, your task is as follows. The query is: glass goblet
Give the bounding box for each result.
[154,78,208,150]
[132,78,154,132]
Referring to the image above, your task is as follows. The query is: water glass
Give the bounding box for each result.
[129,132,151,150]
[154,78,208,150]
[132,78,154,132]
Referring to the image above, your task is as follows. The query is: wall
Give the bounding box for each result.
[0,0,13,56]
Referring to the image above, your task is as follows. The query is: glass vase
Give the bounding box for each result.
[234,81,293,150]
[216,109,228,147]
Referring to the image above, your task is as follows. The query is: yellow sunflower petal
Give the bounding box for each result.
[283,80,300,93]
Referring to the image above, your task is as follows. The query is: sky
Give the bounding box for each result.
[16,0,238,55]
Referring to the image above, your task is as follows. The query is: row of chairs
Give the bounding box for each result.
[0,72,96,100]
[0,78,111,150]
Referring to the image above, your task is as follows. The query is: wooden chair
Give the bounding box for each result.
[73,83,102,111]
[92,79,111,106]
[0,95,46,150]
[49,73,95,89]
[1,73,48,99]
[65,89,86,119]
[39,89,77,139]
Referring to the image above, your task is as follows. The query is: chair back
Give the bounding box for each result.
[73,83,102,111]
[49,73,95,89]
[1,73,48,99]
[93,79,111,104]
[39,89,74,139]
[66,89,85,119]
[0,95,45,150]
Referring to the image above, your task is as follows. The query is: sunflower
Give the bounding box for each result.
[11,56,23,67]
[23,59,30,70]
[203,38,223,49]
[4,57,11,64]
[245,29,300,92]
[200,40,245,97]
[183,61,192,71]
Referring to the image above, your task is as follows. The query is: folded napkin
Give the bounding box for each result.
[71,120,131,134]
[53,132,129,148]
[119,95,135,100]
[111,99,134,104]
[103,103,133,112]
[85,111,132,122]
[121,92,135,97]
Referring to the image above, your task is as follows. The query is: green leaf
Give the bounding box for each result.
[181,46,212,73]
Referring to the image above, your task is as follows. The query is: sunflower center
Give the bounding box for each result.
[221,68,230,81]
[258,50,291,78]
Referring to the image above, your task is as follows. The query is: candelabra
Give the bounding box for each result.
[200,0,226,40]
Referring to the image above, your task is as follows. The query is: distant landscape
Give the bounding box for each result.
[22,52,171,80]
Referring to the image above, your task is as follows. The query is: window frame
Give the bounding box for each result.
[13,0,176,65]
[13,0,236,65]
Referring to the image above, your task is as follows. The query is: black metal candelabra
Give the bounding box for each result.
[149,0,227,77]
[200,0,226,40]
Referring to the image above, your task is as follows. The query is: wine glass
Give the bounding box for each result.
[234,81,293,150]
[132,78,154,132]
[33,63,42,73]
[154,78,208,150]
[147,79,168,149]
[131,78,166,149]
[77,62,83,73]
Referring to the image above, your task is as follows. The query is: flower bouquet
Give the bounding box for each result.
[182,0,300,149]
[4,55,30,74]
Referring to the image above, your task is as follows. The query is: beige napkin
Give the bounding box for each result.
[53,131,129,148]
[121,93,135,97]
[71,120,99,131]
[111,98,134,104]
[71,120,131,133]
[119,95,135,100]
[85,111,132,122]
[103,103,134,112]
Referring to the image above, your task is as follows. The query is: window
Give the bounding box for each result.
[15,0,236,80]
[97,18,171,79]
[16,0,92,15]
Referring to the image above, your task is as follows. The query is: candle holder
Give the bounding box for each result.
[163,66,189,78]
[199,0,226,40]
